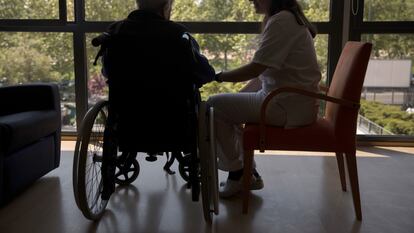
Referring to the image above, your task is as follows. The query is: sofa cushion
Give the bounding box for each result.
[0,110,59,155]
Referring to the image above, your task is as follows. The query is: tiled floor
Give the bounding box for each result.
[1,144,414,233]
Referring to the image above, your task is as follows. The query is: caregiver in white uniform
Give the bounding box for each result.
[207,0,322,197]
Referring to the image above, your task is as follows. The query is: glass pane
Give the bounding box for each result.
[84,0,328,22]
[364,0,414,21]
[0,32,76,131]
[0,0,59,19]
[314,34,328,85]
[68,0,74,21]
[86,33,108,104]
[172,0,260,21]
[360,34,414,136]
[85,0,136,21]
[173,0,329,22]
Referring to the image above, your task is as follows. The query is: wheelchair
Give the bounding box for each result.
[72,96,219,222]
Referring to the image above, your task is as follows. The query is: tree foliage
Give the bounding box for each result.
[360,100,414,135]
[0,0,58,19]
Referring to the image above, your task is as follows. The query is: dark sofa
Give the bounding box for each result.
[0,84,61,206]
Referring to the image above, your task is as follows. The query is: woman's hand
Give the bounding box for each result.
[217,62,267,83]
[239,78,262,92]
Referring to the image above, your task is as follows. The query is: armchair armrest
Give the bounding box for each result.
[0,83,60,116]
[257,86,360,152]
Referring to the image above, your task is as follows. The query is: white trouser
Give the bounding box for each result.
[207,91,287,172]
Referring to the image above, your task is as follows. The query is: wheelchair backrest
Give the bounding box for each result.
[101,20,200,152]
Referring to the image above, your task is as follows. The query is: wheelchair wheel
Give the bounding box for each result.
[115,155,140,186]
[73,100,109,220]
[207,107,219,215]
[198,104,219,223]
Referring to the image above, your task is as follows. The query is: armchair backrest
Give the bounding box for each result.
[325,42,372,146]
[0,84,60,116]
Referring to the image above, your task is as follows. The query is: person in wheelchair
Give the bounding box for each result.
[96,0,215,200]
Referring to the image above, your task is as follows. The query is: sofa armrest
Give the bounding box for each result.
[0,83,60,116]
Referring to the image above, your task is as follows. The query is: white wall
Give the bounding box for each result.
[364,60,412,88]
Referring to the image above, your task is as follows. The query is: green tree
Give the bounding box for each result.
[0,0,58,19]
[364,0,414,21]
[360,100,414,135]
[85,0,136,21]
[0,32,74,101]
[0,45,59,84]
[171,0,199,21]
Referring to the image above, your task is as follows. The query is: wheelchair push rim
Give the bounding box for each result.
[73,100,109,220]
[198,103,219,223]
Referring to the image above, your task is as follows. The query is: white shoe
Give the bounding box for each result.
[219,179,242,198]
[219,176,264,198]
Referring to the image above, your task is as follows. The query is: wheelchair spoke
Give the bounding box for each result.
[74,100,109,220]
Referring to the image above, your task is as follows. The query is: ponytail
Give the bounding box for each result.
[290,4,317,38]
[266,0,317,38]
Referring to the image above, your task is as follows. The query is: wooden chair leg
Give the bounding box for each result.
[345,150,362,220]
[242,149,254,214]
[335,152,347,191]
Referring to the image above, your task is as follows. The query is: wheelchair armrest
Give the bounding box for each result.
[257,86,360,152]
[0,83,60,116]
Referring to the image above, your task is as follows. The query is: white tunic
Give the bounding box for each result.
[253,10,322,127]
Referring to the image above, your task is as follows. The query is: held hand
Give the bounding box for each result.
[214,72,223,83]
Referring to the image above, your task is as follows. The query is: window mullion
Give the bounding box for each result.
[73,0,88,129]
[59,0,68,22]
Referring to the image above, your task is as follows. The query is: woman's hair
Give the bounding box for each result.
[265,0,317,38]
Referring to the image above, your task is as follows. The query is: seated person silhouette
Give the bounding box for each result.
[95,0,215,198]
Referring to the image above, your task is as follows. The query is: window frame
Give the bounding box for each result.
[5,0,412,144]
[347,0,414,143]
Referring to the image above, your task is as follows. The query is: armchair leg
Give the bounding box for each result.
[242,149,254,214]
[345,150,362,220]
[335,152,347,191]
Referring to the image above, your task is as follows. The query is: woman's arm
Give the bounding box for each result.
[218,62,267,83]
[239,78,262,92]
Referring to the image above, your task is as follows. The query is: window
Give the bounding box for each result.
[359,34,414,136]
[1,0,346,138]
[348,0,414,139]
[0,32,76,131]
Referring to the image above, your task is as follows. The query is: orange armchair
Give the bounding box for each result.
[241,41,372,220]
